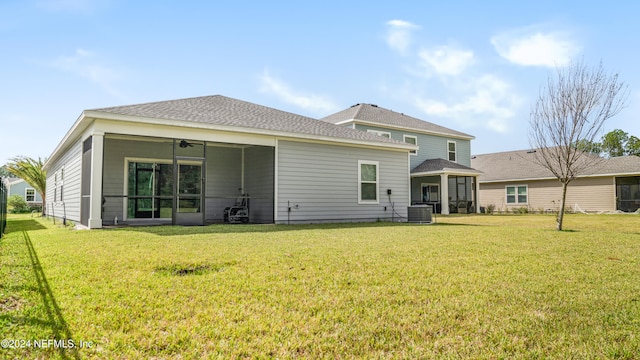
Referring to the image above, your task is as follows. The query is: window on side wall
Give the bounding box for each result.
[404,135,418,155]
[506,185,528,204]
[367,129,391,139]
[358,160,379,204]
[447,141,457,162]
[25,188,35,202]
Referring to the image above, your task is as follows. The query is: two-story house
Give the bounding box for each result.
[322,103,481,214]
[43,95,478,228]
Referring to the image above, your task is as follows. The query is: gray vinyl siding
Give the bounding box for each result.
[205,146,242,221]
[277,140,409,223]
[102,137,173,223]
[354,124,472,168]
[244,146,274,223]
[45,139,83,222]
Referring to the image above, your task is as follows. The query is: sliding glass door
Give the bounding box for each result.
[127,161,173,219]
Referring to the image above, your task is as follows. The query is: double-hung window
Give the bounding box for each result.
[404,135,418,155]
[447,141,457,162]
[506,185,528,204]
[358,160,379,204]
[25,188,35,202]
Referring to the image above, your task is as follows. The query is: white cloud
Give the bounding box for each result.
[491,26,581,67]
[418,46,475,76]
[414,75,521,133]
[259,71,339,115]
[385,20,420,55]
[49,48,123,96]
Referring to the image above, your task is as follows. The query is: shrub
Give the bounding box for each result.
[486,204,496,214]
[7,195,29,214]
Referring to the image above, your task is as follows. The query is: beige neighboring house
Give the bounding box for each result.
[471,149,640,213]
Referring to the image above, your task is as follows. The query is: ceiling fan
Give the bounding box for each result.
[179,140,194,148]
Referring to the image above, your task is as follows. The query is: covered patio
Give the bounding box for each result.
[410,158,482,214]
[91,134,275,227]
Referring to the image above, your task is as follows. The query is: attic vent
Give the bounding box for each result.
[350,103,360,108]
[471,156,477,159]
[527,150,537,154]
[371,104,378,107]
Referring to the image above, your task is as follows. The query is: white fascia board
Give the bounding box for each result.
[350,119,475,140]
[411,168,483,178]
[85,111,416,152]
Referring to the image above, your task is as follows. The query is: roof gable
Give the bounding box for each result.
[321,103,474,140]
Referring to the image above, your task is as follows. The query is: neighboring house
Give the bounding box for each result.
[322,104,482,214]
[471,149,640,213]
[43,95,419,228]
[3,177,43,205]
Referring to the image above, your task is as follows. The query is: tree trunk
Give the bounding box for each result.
[557,181,569,231]
[40,194,46,217]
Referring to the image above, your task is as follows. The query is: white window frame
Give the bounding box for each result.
[447,141,457,162]
[506,185,528,205]
[404,135,418,155]
[25,188,36,202]
[358,160,379,204]
[59,167,64,202]
[367,129,391,139]
[54,173,58,202]
[421,183,440,203]
[124,157,174,221]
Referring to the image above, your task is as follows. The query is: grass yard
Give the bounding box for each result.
[1,214,639,359]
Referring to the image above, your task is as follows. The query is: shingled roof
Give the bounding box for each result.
[472,149,640,182]
[89,95,411,147]
[321,103,474,140]
[411,158,481,175]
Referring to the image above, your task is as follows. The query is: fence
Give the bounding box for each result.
[0,177,7,238]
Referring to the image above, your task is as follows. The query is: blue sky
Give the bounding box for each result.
[2,0,640,164]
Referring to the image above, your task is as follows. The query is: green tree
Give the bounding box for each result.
[627,135,640,156]
[5,156,47,215]
[0,165,12,178]
[573,139,602,155]
[529,60,628,231]
[601,129,629,157]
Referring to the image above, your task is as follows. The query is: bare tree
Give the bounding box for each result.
[529,60,627,230]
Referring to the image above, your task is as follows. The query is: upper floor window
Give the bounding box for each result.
[25,188,35,202]
[404,135,418,155]
[447,141,457,162]
[367,129,391,139]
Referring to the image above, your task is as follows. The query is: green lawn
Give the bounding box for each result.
[1,214,639,359]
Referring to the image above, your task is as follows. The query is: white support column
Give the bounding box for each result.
[475,176,481,213]
[88,131,104,229]
[440,173,449,215]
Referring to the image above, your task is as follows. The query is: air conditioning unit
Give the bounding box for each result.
[407,205,432,223]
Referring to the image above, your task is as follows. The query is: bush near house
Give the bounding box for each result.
[7,195,29,213]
